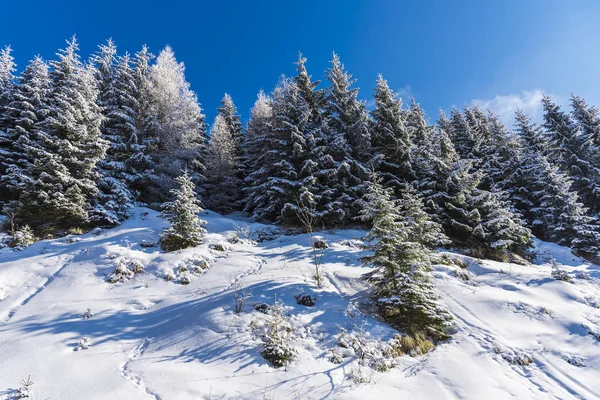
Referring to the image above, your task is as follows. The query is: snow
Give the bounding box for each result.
[1,208,599,399]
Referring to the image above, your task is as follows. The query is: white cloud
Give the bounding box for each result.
[472,89,545,126]
[396,85,413,102]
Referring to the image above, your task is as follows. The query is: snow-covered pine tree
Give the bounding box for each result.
[359,174,452,338]
[513,110,600,258]
[17,37,107,231]
[0,57,51,204]
[408,101,447,220]
[90,40,135,225]
[204,114,243,213]
[442,158,531,260]
[292,54,342,225]
[570,94,600,171]
[243,90,273,213]
[370,74,413,194]
[0,45,15,108]
[140,46,207,205]
[0,45,17,204]
[323,53,371,222]
[218,93,243,147]
[542,95,600,215]
[244,77,317,224]
[159,170,207,251]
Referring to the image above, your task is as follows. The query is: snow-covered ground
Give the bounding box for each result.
[0,208,599,399]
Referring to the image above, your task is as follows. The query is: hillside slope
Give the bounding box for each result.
[0,208,599,399]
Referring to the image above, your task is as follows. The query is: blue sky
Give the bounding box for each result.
[2,0,600,126]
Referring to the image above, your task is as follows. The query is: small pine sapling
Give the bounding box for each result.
[159,171,207,252]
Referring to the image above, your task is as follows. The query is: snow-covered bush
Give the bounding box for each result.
[77,336,92,350]
[232,222,250,239]
[347,366,372,384]
[10,225,35,250]
[551,260,573,283]
[81,308,93,319]
[163,272,175,282]
[107,257,144,283]
[250,226,281,243]
[565,355,585,367]
[294,293,315,307]
[179,273,191,285]
[250,298,296,368]
[335,327,396,370]
[210,242,230,252]
[495,346,533,366]
[13,375,34,399]
[140,240,158,248]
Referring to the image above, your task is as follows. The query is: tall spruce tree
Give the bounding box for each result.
[513,110,600,258]
[324,53,371,221]
[18,37,106,230]
[359,174,452,337]
[91,40,135,224]
[244,77,317,223]
[205,114,243,213]
[370,74,413,194]
[0,57,51,203]
[140,46,207,205]
[543,95,600,215]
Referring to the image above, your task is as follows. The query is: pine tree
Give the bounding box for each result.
[370,74,413,194]
[293,54,341,225]
[543,95,600,215]
[140,46,207,205]
[243,90,272,213]
[159,170,207,251]
[218,93,243,145]
[0,45,15,108]
[513,111,600,257]
[244,78,316,223]
[0,45,17,203]
[18,37,106,230]
[359,175,452,337]
[204,114,243,213]
[442,159,531,259]
[91,40,135,224]
[0,57,51,202]
[323,53,371,221]
[570,94,600,169]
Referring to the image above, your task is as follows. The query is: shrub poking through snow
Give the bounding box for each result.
[494,345,533,366]
[77,336,92,350]
[335,327,396,371]
[565,355,585,367]
[107,258,144,283]
[389,332,435,357]
[254,303,271,314]
[163,272,175,282]
[14,375,34,399]
[81,308,93,320]
[232,222,250,240]
[251,297,296,368]
[140,240,158,248]
[10,225,35,250]
[550,259,573,283]
[210,243,228,252]
[295,293,315,307]
[159,171,207,252]
[179,273,191,285]
[358,176,452,339]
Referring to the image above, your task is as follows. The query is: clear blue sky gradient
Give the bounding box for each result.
[2,0,600,125]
